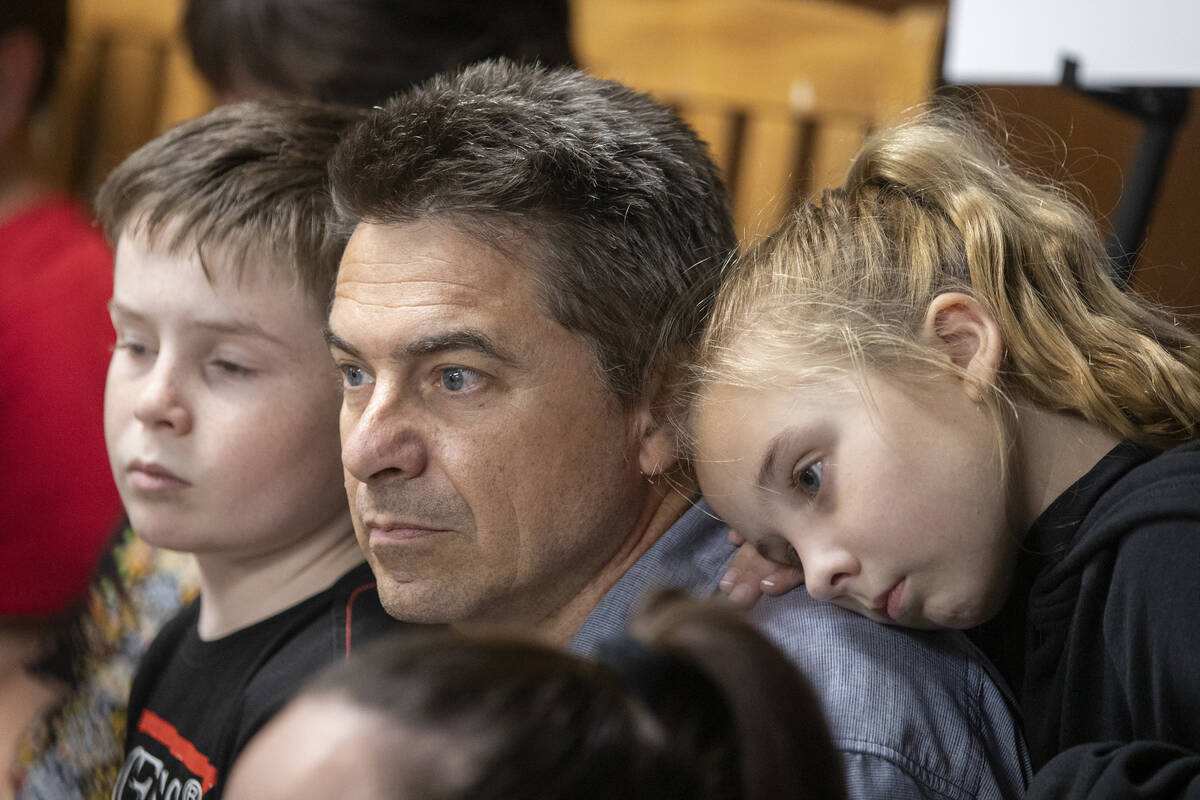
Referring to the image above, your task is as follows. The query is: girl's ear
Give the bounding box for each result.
[920,292,1003,400]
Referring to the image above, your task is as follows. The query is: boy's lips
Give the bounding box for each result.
[126,459,190,491]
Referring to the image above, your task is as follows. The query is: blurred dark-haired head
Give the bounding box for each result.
[184,0,575,107]
[225,592,845,800]
[0,0,67,114]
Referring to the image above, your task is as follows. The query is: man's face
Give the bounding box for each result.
[327,220,650,626]
[104,234,349,558]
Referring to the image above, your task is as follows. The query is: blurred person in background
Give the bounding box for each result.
[7,3,577,798]
[0,2,124,794]
[183,0,575,107]
[226,591,847,800]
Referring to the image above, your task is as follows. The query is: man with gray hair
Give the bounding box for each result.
[325,59,1029,798]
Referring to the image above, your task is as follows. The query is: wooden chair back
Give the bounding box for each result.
[42,0,213,200]
[572,0,945,240]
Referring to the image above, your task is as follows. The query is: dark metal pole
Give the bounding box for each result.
[1060,58,1190,286]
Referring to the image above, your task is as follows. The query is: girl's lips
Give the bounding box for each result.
[873,579,905,622]
[886,579,905,621]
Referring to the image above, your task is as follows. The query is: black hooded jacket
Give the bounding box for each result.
[973,438,1200,799]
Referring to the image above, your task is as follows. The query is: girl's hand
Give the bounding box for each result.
[718,530,805,607]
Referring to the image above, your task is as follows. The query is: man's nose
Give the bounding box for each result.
[341,388,430,483]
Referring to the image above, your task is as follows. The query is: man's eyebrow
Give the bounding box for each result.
[324,328,363,359]
[323,327,520,367]
[403,330,519,366]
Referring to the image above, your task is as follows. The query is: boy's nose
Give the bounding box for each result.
[342,394,429,483]
[133,361,192,435]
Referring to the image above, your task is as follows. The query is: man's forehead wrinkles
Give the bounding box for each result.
[334,276,484,291]
[332,295,477,311]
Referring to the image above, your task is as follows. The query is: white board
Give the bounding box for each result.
[943,0,1200,87]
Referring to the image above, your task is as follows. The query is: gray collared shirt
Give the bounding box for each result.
[572,500,1032,799]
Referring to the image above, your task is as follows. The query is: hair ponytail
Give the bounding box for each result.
[690,110,1200,455]
[846,113,1200,446]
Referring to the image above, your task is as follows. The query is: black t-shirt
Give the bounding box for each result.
[112,561,410,800]
[972,439,1200,799]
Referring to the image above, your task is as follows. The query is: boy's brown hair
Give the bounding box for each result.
[95,99,364,309]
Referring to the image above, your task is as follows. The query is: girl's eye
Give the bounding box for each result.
[440,367,481,392]
[341,364,372,389]
[791,461,823,497]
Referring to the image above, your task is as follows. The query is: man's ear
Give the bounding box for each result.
[920,292,1003,400]
[633,361,681,477]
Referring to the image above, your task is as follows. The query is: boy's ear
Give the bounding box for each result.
[633,359,681,477]
[920,292,1003,401]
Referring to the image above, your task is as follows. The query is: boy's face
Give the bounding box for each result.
[693,368,1019,630]
[104,234,348,558]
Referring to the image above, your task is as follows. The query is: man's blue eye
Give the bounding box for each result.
[792,461,823,497]
[442,367,467,391]
[343,365,368,388]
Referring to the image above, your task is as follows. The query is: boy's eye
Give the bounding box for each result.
[341,364,372,388]
[440,367,481,392]
[114,339,152,358]
[213,359,253,376]
[791,461,823,497]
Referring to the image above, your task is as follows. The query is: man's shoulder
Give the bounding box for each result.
[751,591,1030,799]
[750,591,986,709]
[579,501,1030,797]
[572,500,734,653]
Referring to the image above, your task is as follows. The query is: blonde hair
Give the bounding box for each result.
[686,111,1200,456]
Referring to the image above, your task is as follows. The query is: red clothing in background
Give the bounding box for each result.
[1,197,121,616]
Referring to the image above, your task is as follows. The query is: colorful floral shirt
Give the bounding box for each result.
[11,530,199,800]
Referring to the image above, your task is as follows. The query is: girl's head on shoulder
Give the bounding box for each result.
[682,108,1200,631]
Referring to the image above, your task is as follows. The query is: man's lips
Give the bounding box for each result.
[363,519,450,544]
[872,579,905,622]
[126,459,190,491]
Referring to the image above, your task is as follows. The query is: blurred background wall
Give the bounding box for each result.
[45,0,1198,323]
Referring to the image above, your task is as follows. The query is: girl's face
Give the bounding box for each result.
[693,367,1020,630]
